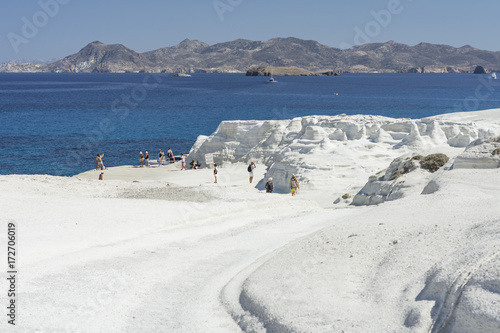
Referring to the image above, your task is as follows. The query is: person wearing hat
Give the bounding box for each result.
[145,151,149,167]
[265,177,274,193]
[139,151,144,167]
[289,174,299,196]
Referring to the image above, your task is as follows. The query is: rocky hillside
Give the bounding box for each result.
[46,41,151,73]
[2,37,500,73]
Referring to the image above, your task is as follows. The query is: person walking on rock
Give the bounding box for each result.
[265,177,274,193]
[248,162,256,183]
[289,174,299,196]
[181,153,187,170]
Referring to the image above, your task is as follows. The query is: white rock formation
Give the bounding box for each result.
[351,153,455,206]
[189,113,500,199]
[453,138,500,169]
[352,156,423,206]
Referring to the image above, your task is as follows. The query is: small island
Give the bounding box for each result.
[246,66,341,77]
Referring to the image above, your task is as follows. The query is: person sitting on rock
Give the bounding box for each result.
[265,178,274,193]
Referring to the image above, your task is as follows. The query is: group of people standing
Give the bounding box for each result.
[98,153,299,195]
[138,148,177,167]
[138,151,150,167]
[263,172,299,196]
[213,161,299,196]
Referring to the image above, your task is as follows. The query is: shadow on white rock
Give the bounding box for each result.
[414,221,500,333]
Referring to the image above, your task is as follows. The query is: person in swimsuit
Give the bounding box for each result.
[167,148,174,164]
[145,151,149,167]
[99,172,104,180]
[158,150,165,166]
[96,154,101,170]
[214,163,218,183]
[289,174,299,196]
[139,151,144,167]
[181,153,187,170]
[96,154,105,170]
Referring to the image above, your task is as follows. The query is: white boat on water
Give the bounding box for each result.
[268,76,277,83]
[173,73,192,77]
[492,72,497,80]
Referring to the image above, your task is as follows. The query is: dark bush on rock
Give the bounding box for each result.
[421,153,449,172]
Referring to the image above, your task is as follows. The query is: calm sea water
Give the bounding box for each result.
[1,73,499,176]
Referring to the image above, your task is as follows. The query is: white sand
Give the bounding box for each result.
[1,110,499,332]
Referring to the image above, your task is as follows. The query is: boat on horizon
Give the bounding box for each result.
[173,73,192,77]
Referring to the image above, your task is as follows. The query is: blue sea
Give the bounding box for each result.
[1,73,499,176]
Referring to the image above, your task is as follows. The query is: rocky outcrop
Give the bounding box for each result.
[351,153,449,206]
[321,71,341,76]
[246,66,318,76]
[473,65,487,74]
[2,38,500,73]
[453,137,500,169]
[246,66,342,76]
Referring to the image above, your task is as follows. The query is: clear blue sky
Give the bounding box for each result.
[1,0,499,62]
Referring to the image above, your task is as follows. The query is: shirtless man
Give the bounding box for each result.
[96,154,104,170]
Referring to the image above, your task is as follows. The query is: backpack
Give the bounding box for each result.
[247,164,252,172]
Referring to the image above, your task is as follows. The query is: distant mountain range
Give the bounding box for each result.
[1,37,499,74]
